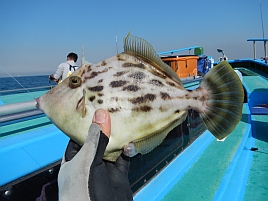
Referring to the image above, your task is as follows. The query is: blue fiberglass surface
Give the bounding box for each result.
[0,125,69,186]
[212,104,253,201]
[134,66,267,201]
[134,130,214,201]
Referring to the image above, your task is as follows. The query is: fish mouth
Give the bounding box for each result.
[35,97,41,109]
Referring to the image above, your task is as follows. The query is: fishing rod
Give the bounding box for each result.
[1,67,34,97]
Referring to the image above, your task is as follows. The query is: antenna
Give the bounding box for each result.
[82,44,85,66]
[260,1,265,39]
[260,1,267,58]
[81,44,92,65]
[115,29,118,54]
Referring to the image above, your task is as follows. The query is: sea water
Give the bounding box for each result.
[0,75,57,94]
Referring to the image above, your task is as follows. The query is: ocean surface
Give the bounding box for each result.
[0,75,57,95]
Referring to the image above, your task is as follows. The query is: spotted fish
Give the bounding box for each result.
[36,34,244,162]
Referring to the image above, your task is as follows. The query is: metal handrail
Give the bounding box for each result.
[0,85,55,93]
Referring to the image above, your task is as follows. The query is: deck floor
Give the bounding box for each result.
[162,69,268,201]
[162,105,250,201]
[244,115,268,201]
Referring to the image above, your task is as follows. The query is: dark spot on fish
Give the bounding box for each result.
[188,91,198,100]
[128,72,145,80]
[130,97,144,104]
[122,62,145,69]
[98,79,103,83]
[145,94,156,101]
[149,79,163,87]
[166,81,176,87]
[108,107,121,113]
[114,71,127,77]
[160,92,171,100]
[87,86,104,92]
[175,110,180,113]
[98,93,104,97]
[86,68,109,79]
[96,65,101,68]
[98,99,103,104]
[101,61,107,66]
[117,54,126,61]
[87,66,92,72]
[89,96,95,102]
[123,85,140,92]
[110,80,127,88]
[199,95,206,101]
[159,106,167,112]
[133,105,152,112]
[81,69,86,77]
[129,93,156,104]
[88,71,98,79]
[111,97,119,102]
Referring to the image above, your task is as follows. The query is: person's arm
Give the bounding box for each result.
[52,63,65,81]
[58,109,133,201]
[48,74,58,83]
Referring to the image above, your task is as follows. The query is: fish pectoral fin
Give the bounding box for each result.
[103,150,123,162]
[133,113,187,155]
[76,89,87,118]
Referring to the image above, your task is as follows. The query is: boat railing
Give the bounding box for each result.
[247,38,268,60]
[0,85,55,95]
[0,85,56,124]
[158,46,200,56]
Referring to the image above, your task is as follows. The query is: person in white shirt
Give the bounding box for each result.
[49,52,78,83]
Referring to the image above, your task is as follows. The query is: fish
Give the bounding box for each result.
[36,34,244,162]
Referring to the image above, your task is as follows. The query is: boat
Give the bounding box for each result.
[0,38,268,201]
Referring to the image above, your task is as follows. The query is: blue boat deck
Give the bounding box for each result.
[134,65,268,200]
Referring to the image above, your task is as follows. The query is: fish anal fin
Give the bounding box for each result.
[134,112,187,155]
[103,150,123,162]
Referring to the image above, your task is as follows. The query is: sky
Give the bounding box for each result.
[0,0,267,77]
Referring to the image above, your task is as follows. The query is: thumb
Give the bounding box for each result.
[92,109,111,138]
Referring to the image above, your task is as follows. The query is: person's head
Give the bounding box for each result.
[67,52,78,62]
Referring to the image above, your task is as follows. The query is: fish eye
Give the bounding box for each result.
[69,76,82,88]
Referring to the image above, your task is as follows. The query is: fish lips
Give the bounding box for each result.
[35,97,41,110]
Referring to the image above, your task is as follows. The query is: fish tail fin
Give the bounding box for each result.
[199,61,244,140]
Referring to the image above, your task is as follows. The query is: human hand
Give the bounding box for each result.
[58,109,133,201]
[48,74,58,83]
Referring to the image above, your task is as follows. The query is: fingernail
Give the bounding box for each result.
[93,109,107,124]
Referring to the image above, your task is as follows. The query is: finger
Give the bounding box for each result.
[92,108,111,138]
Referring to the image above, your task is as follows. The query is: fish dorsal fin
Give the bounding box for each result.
[133,111,187,154]
[123,33,183,86]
